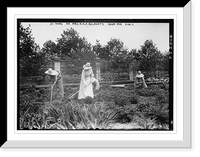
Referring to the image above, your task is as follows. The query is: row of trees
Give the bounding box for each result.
[19,23,172,77]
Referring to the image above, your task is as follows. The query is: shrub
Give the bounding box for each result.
[136,116,158,129]
[84,96,94,104]
[114,94,131,107]
[95,88,138,106]
[136,87,158,96]
[20,84,51,104]
[112,105,135,123]
[94,89,116,102]
[114,89,138,106]
[19,98,120,130]
[135,102,169,126]
[136,86,168,98]
[155,90,169,103]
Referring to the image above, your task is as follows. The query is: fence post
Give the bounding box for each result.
[54,56,61,73]
[129,60,140,81]
[96,57,101,81]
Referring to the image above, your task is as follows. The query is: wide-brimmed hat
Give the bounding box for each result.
[136,71,144,78]
[45,68,59,76]
[83,62,92,70]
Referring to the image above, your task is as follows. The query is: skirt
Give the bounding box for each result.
[52,78,64,100]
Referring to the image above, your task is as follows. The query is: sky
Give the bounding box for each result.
[22,22,169,53]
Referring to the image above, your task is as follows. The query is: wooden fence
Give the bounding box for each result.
[20,57,169,86]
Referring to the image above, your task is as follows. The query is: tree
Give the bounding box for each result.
[160,51,170,71]
[129,49,140,61]
[137,40,162,76]
[93,40,110,60]
[96,38,130,72]
[42,40,58,60]
[19,23,48,77]
[56,28,93,59]
[53,28,97,74]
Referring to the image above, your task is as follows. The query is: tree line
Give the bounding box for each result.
[19,23,172,78]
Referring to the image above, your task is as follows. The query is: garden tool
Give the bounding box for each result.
[67,78,100,100]
[50,85,53,102]
[67,83,91,100]
[50,83,55,102]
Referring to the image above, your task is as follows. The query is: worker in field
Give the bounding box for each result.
[45,68,64,101]
[134,71,147,88]
[78,62,100,99]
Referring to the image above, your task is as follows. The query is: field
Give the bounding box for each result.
[19,83,169,130]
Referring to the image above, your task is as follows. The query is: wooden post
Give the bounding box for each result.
[54,56,61,73]
[129,60,140,81]
[129,62,134,81]
[96,57,101,81]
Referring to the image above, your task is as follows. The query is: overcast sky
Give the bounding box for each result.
[22,22,169,53]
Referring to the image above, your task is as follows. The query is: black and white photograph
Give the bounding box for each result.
[18,19,173,131]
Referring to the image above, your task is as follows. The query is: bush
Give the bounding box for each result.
[94,89,116,102]
[95,88,138,106]
[155,90,169,103]
[114,93,131,107]
[19,97,120,130]
[84,96,94,104]
[135,102,169,125]
[136,87,158,96]
[113,91,138,107]
[136,86,168,97]
[20,85,50,107]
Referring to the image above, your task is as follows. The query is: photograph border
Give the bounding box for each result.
[2,1,191,148]
[16,18,174,132]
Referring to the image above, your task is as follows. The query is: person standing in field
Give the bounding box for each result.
[134,71,147,88]
[45,68,64,101]
[78,62,99,99]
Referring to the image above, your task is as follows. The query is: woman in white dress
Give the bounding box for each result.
[78,62,98,99]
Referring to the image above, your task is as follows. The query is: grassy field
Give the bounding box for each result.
[19,83,169,130]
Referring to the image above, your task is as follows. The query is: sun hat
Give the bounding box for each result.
[45,68,59,76]
[136,71,144,78]
[83,62,92,70]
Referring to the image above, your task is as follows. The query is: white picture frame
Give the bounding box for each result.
[3,1,191,148]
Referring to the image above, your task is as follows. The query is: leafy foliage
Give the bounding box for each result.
[19,80,169,130]
[137,40,162,73]
[19,23,48,77]
[41,28,97,75]
[19,99,119,130]
[136,87,157,97]
[95,88,138,106]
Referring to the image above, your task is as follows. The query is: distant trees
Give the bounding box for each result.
[93,38,131,73]
[19,23,48,77]
[19,24,171,78]
[42,28,96,74]
[42,40,58,60]
[137,40,162,74]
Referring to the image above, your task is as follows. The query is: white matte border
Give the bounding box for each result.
[4,3,191,146]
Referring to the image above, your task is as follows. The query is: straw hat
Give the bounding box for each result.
[136,71,144,78]
[45,68,59,76]
[83,62,92,70]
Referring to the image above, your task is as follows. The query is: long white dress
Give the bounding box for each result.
[78,68,94,99]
